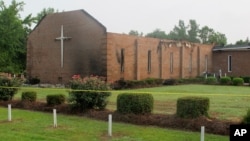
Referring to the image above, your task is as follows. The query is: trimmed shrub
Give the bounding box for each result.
[47,94,66,106]
[163,79,176,85]
[219,77,231,85]
[69,75,111,111]
[176,96,210,118]
[241,76,250,83]
[29,77,40,85]
[242,109,250,124]
[117,93,153,114]
[0,77,21,101]
[204,77,217,85]
[113,78,163,89]
[21,91,37,102]
[232,77,244,86]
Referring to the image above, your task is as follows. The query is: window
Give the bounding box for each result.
[189,54,192,73]
[121,49,124,72]
[148,50,151,73]
[205,55,208,72]
[228,55,232,72]
[170,52,173,73]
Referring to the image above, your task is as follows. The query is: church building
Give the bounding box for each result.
[26,10,214,84]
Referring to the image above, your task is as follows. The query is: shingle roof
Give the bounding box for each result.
[213,44,250,51]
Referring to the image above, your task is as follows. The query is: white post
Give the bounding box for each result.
[108,114,112,136]
[213,73,215,78]
[225,73,227,77]
[205,74,207,79]
[53,109,57,128]
[8,104,11,121]
[200,126,205,141]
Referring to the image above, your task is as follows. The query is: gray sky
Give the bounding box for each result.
[5,0,250,44]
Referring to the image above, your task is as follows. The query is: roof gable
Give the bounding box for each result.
[30,9,106,34]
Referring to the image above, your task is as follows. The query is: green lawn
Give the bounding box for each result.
[0,107,228,141]
[2,84,246,140]
[15,84,250,121]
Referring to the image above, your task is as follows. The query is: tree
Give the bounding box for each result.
[145,29,168,39]
[235,37,249,45]
[187,20,200,43]
[36,7,56,23]
[167,20,188,41]
[198,26,214,44]
[128,30,143,36]
[208,32,227,46]
[0,0,35,73]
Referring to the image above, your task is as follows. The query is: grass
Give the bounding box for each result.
[107,84,250,121]
[0,107,228,141]
[14,84,250,121]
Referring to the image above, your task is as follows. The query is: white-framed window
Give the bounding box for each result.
[228,55,232,72]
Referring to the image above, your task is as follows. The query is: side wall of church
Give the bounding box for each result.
[26,10,107,84]
[106,33,213,82]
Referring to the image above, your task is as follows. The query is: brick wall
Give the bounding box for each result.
[26,10,107,84]
[213,50,250,76]
[106,33,213,82]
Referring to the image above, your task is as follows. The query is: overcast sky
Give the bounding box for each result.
[5,0,250,44]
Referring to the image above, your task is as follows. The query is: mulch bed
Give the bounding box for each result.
[0,100,238,136]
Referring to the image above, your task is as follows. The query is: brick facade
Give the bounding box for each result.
[106,33,213,82]
[26,10,107,84]
[213,49,250,77]
[26,10,214,84]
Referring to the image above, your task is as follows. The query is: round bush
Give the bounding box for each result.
[46,94,66,106]
[219,77,231,85]
[21,91,37,102]
[232,77,244,86]
[117,93,153,114]
[176,96,210,118]
[69,75,111,110]
[242,109,250,124]
[0,77,21,101]
[205,77,217,85]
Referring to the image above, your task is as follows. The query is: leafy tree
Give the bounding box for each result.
[134,19,228,46]
[208,32,227,46]
[145,29,168,39]
[0,0,35,73]
[167,20,188,41]
[198,26,214,44]
[35,7,56,23]
[187,20,200,43]
[235,37,249,45]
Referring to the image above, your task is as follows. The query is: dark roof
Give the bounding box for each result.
[213,44,250,51]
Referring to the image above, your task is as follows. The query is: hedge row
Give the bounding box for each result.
[114,78,163,89]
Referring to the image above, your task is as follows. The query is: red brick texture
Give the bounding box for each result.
[213,50,250,77]
[26,10,107,84]
[106,33,213,82]
[26,10,214,84]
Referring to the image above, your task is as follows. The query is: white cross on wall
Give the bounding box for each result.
[55,25,72,68]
